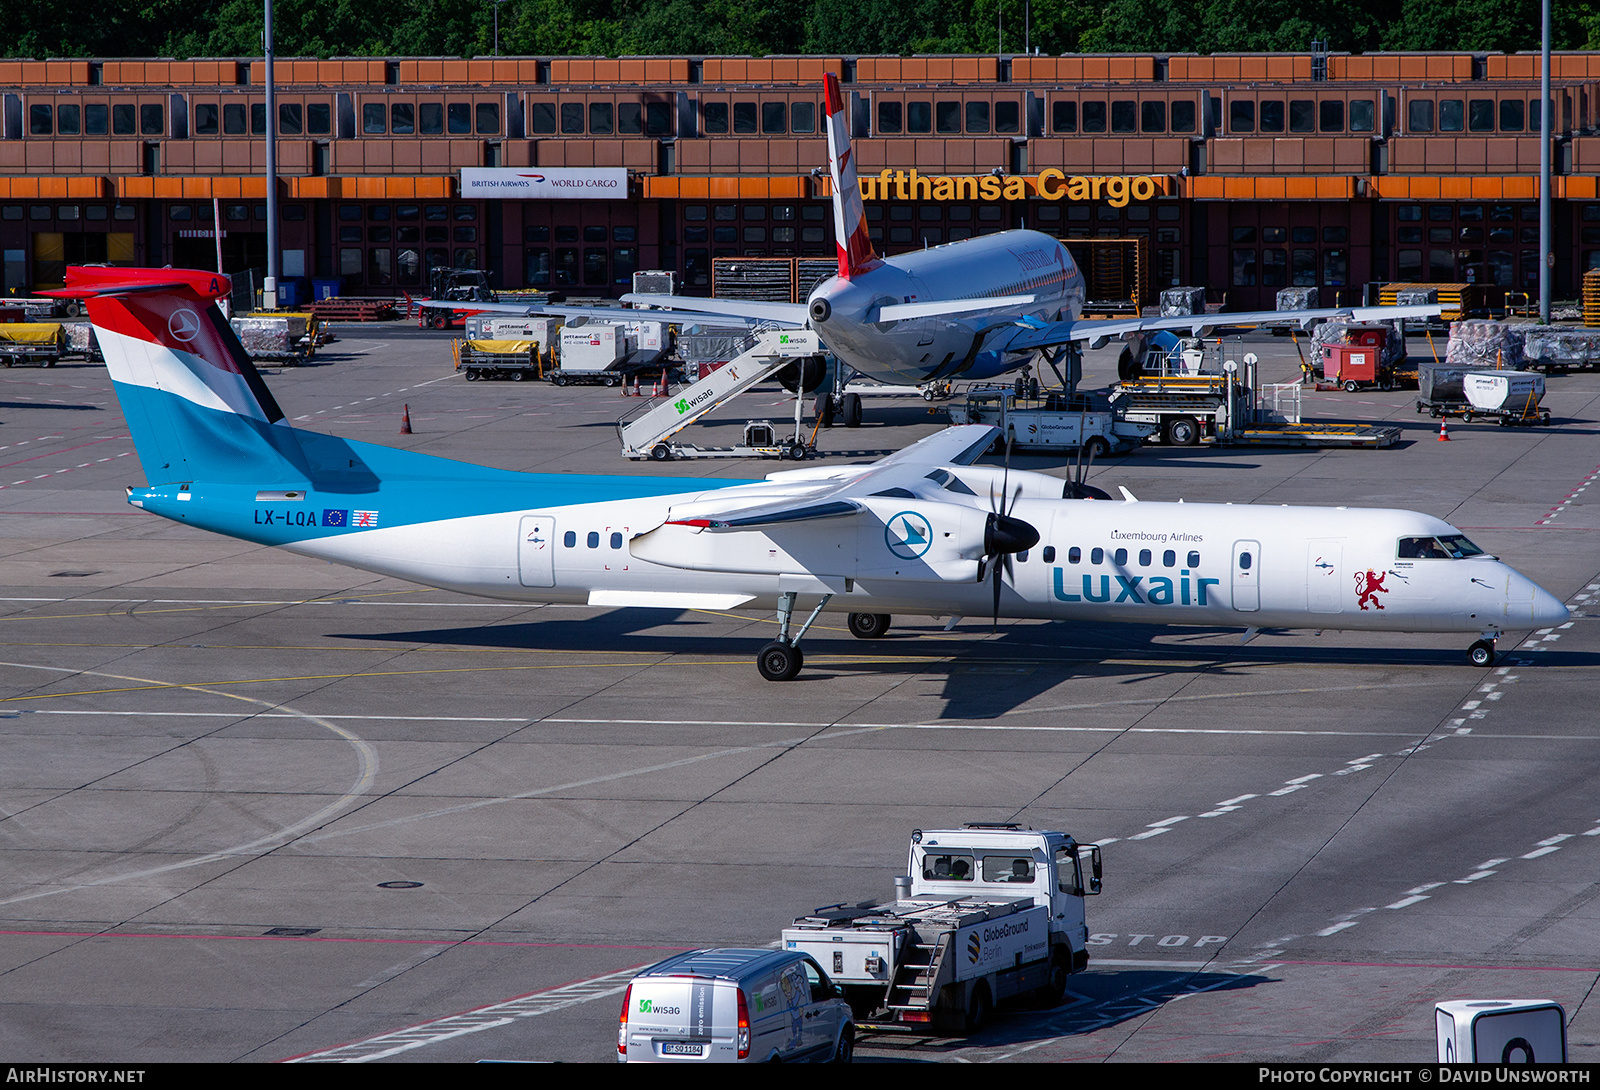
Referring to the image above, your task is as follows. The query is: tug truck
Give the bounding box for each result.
[781,824,1101,1035]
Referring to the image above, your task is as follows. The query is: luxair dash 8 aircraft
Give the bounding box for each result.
[440,73,1441,398]
[56,264,1565,680]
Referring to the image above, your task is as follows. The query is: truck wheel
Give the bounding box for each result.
[464,369,478,381]
[1164,416,1198,447]
[649,444,672,462]
[1085,436,1111,460]
[787,442,807,461]
[1343,380,1360,393]
[847,613,891,640]
[1034,954,1070,1009]
[830,1025,854,1063]
[551,373,567,387]
[960,983,991,1035]
[604,374,620,387]
[431,314,449,330]
[510,370,524,382]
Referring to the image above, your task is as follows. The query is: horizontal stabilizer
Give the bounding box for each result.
[619,293,809,325]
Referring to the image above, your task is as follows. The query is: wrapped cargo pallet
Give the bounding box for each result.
[1276,286,1318,311]
[1445,320,1524,369]
[1159,286,1207,317]
[231,314,312,362]
[1418,360,1473,405]
[61,322,102,361]
[1517,325,1600,371]
[1311,320,1407,367]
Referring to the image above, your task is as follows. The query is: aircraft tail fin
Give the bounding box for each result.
[824,72,877,280]
[47,266,308,485]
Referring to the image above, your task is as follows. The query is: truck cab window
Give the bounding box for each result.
[981,855,1035,883]
[922,852,975,881]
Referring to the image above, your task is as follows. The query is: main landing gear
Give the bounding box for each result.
[847,612,892,640]
[1468,636,1497,668]
[756,591,834,681]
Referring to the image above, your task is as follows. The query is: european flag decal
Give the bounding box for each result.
[322,509,349,527]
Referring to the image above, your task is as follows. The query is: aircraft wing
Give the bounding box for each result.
[993,303,1445,353]
[619,293,810,326]
[408,296,776,328]
[648,424,1000,532]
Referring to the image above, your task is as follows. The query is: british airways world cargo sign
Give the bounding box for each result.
[460,168,628,200]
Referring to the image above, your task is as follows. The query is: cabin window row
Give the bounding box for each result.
[1037,546,1204,568]
[563,530,626,550]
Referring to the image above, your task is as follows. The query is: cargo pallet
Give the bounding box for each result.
[1225,423,1403,448]
[307,298,398,322]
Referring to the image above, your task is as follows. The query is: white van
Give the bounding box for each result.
[617,948,854,1063]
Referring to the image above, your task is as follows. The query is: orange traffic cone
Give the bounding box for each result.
[654,370,666,397]
[400,404,413,434]
[1437,417,1450,441]
[620,375,633,396]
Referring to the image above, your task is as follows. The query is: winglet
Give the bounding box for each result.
[824,72,877,280]
[1119,486,1139,503]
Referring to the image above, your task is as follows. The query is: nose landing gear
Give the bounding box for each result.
[1468,637,1497,667]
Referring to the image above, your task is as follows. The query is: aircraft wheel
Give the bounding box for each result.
[649,444,672,462]
[1164,416,1199,446]
[1468,639,1496,668]
[756,640,803,681]
[842,392,863,428]
[815,392,835,427]
[847,612,891,640]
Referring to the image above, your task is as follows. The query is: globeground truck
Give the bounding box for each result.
[782,825,1102,1035]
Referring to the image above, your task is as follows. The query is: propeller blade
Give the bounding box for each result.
[991,559,1002,630]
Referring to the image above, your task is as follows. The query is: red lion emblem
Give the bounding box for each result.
[1354,569,1388,610]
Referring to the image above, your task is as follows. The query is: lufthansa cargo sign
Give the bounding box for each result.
[460,167,628,200]
[857,169,1173,208]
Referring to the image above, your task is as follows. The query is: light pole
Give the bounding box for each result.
[263,0,280,309]
[492,0,510,57]
[1539,0,1551,324]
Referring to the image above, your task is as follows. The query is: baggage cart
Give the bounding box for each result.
[454,338,545,381]
[0,322,66,367]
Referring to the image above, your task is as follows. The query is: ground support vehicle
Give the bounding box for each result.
[781,825,1101,1036]
[1462,370,1550,426]
[618,329,823,460]
[1108,373,1233,446]
[454,339,545,381]
[0,323,65,367]
[618,948,854,1063]
[948,385,1155,455]
[1320,343,1399,392]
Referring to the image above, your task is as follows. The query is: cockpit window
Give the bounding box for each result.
[1399,535,1486,559]
[921,852,975,881]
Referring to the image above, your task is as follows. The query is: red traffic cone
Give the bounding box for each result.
[400,404,413,435]
[1437,417,1450,441]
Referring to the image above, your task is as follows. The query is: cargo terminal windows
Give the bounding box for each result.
[530,96,674,136]
[1404,94,1553,134]
[876,94,1020,136]
[700,96,816,136]
[1225,95,1374,134]
[1049,95,1195,135]
[360,97,499,136]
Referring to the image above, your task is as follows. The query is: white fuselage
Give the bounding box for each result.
[281,481,1566,639]
[807,231,1085,385]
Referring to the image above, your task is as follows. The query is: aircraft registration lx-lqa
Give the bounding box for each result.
[55,265,1566,680]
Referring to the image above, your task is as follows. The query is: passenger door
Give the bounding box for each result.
[1232,539,1260,612]
[799,959,843,1060]
[517,516,555,587]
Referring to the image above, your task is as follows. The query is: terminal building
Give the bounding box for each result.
[3,50,1600,310]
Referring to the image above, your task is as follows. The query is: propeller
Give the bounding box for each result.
[979,435,1040,630]
[1063,424,1114,501]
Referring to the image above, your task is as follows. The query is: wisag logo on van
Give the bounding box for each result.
[638,999,682,1015]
